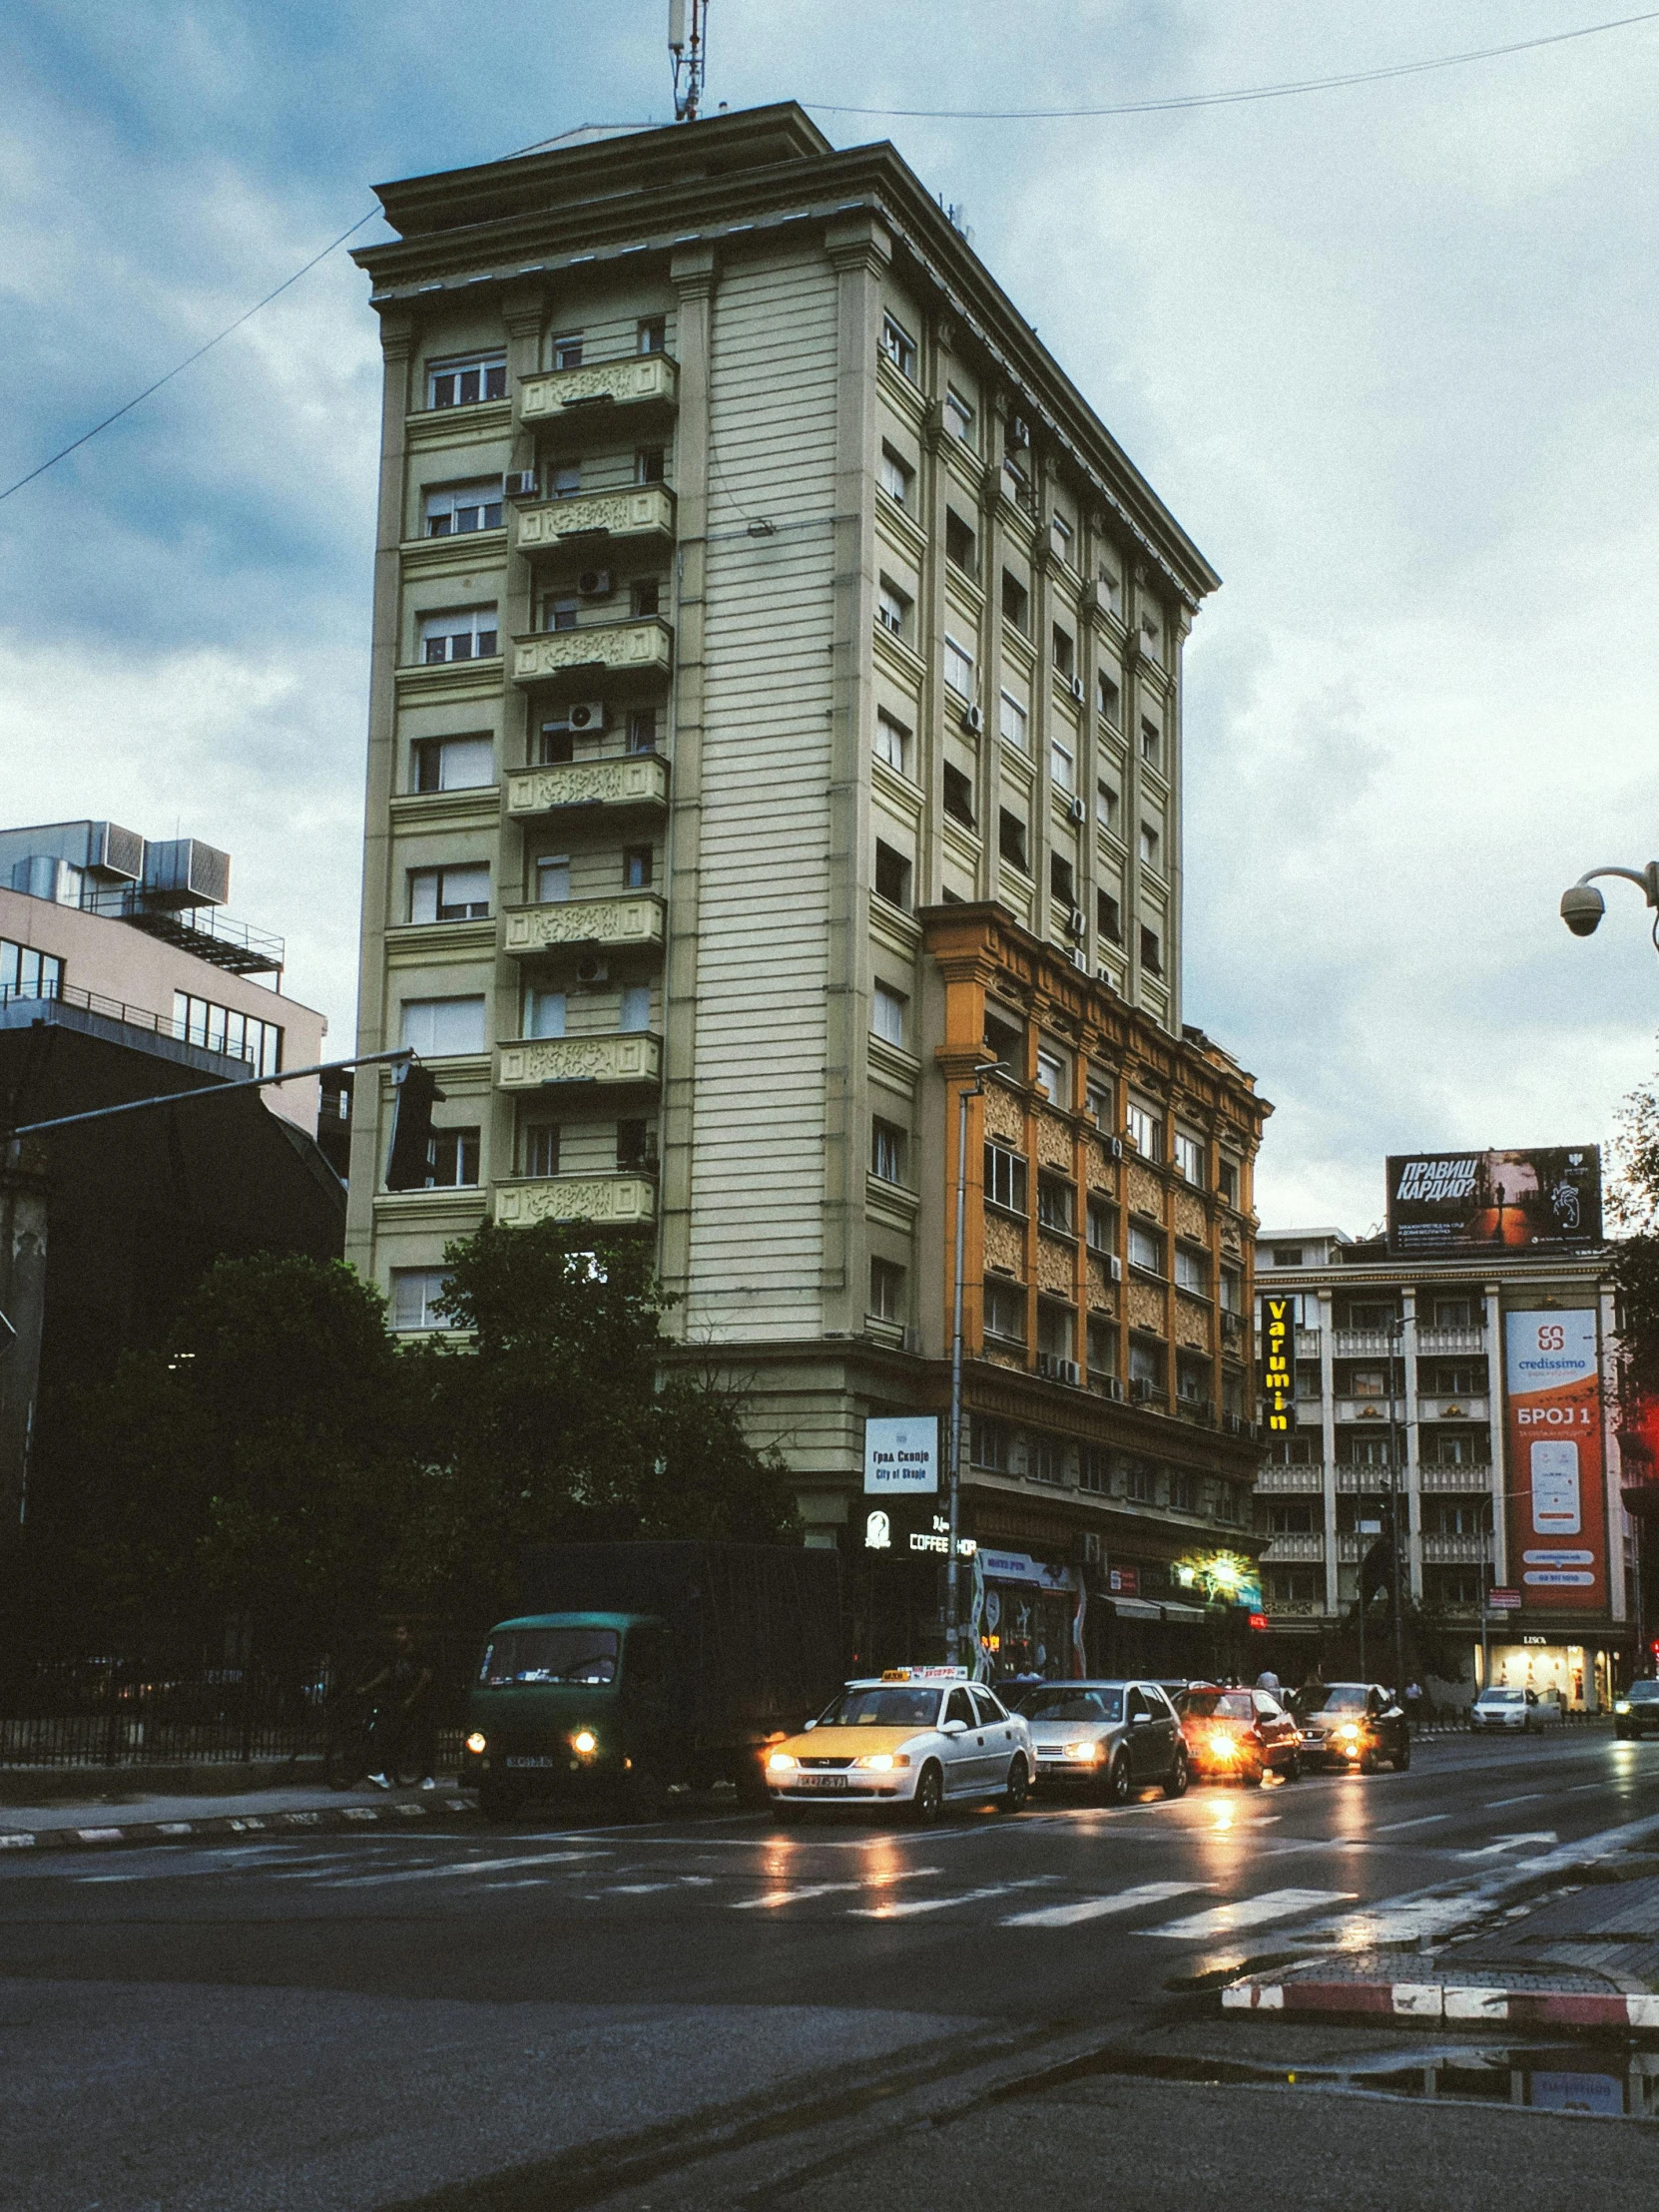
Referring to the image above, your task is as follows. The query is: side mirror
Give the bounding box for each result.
[940,1718,968,1737]
[803,1718,818,1731]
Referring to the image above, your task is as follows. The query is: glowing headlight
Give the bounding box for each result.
[465,1731,487,1756]
[1208,1732,1237,1759]
[1063,1740,1105,1762]
[853,1752,910,1771]
[1616,1701,1632,1715]
[768,1750,798,1773]
[571,1730,597,1756]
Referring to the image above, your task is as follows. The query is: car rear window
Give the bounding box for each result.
[817,1688,941,1729]
[477,1628,619,1686]
[1018,1687,1124,1723]
[1182,1691,1254,1721]
[1297,1685,1369,1714]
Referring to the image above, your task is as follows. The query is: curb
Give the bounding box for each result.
[0,1796,480,1856]
[1223,1979,1659,2032]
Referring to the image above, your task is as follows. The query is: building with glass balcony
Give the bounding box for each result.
[344,106,1268,1671]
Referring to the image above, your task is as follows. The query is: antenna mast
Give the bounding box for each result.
[669,0,709,122]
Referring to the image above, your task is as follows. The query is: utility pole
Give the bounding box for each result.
[1389,1311,1406,1694]
[945,1064,993,1667]
[669,0,709,122]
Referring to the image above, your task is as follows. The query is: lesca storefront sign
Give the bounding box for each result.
[1503,1309,1607,1610]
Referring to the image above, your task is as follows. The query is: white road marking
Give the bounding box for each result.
[1456,1831,1557,1861]
[851,1877,1057,1920]
[1488,1792,1546,1809]
[323,1851,607,1888]
[1147,1888,1355,1939]
[1373,1814,1451,1834]
[734,1867,942,1911]
[1001,1881,1212,1929]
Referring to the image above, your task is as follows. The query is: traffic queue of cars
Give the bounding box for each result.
[763,1668,1415,1821]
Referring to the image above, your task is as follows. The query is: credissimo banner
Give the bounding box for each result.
[1504,1310,1606,1611]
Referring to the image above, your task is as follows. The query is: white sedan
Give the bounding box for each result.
[766,1669,1034,1821]
[1469,1685,1545,1734]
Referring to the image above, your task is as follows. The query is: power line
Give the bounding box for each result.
[0,207,380,506]
[807,9,1659,120]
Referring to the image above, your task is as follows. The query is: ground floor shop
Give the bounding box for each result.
[1475,1635,1625,1712]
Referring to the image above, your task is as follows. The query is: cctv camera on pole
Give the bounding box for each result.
[1559,861,1659,944]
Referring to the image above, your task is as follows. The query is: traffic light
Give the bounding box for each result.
[384,1060,443,1190]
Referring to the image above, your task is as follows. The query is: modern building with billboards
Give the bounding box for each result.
[1254,1148,1628,1711]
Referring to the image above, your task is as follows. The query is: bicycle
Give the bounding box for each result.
[322,1695,423,1791]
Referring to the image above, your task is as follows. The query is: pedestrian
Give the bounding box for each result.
[1404,1680,1423,1735]
[362,1623,437,1791]
[1255,1669,1281,1695]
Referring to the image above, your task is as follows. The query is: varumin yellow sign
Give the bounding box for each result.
[1260,1296,1297,1435]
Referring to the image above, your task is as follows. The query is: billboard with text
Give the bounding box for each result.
[1504,1309,1607,1613]
[1386,1148,1601,1254]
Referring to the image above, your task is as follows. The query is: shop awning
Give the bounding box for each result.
[1158,1601,1213,1623]
[1106,1595,1165,1620]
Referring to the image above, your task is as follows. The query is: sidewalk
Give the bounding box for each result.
[0,1774,478,1854]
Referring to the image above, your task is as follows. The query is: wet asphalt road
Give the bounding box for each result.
[7,1729,1659,2210]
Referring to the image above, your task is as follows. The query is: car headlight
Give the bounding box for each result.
[1338,1724,1360,1742]
[1616,1701,1632,1715]
[571,1730,597,1756]
[1062,1740,1105,1762]
[465,1731,487,1756]
[851,1752,910,1771]
[768,1750,798,1773]
[1208,1732,1236,1759]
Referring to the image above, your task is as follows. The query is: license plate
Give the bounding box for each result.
[504,1756,558,1769]
[796,1774,848,1790]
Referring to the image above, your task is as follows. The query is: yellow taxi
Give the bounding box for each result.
[766,1667,1035,1822]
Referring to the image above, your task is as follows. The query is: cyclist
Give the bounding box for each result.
[360,1623,437,1791]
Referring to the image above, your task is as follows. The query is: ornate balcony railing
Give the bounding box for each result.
[503,895,665,957]
[497,1033,662,1090]
[512,484,676,552]
[506,755,669,820]
[518,354,678,424]
[511,618,674,687]
[494,1175,657,1228]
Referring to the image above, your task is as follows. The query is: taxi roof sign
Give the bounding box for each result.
[877,1665,969,1682]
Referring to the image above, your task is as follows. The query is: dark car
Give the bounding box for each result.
[1292,1682,1410,1773]
[1614,1679,1659,1739]
[1178,1684,1303,1785]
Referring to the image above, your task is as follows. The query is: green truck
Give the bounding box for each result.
[459,1541,844,1820]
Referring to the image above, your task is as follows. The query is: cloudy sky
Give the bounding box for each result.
[4,1,1657,1231]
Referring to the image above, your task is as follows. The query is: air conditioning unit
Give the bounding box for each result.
[1100,1376,1125,1401]
[548,701,606,734]
[960,702,984,734]
[1065,906,1086,942]
[1066,795,1087,826]
[1108,1255,1124,1284]
[1067,675,1085,705]
[502,470,539,500]
[1008,413,1031,449]
[1105,1135,1125,1162]
[1035,1354,1080,1386]
[575,956,609,985]
[576,568,613,598]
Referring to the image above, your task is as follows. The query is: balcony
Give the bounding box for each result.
[1422,1533,1488,1565]
[504,895,666,958]
[1334,1467,1402,1492]
[1334,1329,1397,1357]
[506,755,669,821]
[518,353,678,426]
[1295,1327,1321,1358]
[1335,1397,1405,1424]
[1419,1463,1493,1492]
[494,1174,657,1228]
[1264,1597,1328,1620]
[512,618,674,687]
[498,1032,662,1092]
[1255,1465,1324,1494]
[1418,1394,1488,1422]
[512,484,676,553]
[1417,1326,1485,1356]
[1262,1534,1326,1564]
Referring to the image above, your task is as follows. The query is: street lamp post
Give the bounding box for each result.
[945,1063,995,1667]
[1389,1313,1406,1696]
[1558,860,1659,947]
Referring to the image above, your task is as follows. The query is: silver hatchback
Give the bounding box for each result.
[1012,1679,1189,1804]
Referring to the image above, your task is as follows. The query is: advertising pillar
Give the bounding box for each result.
[1504,1311,1607,1612]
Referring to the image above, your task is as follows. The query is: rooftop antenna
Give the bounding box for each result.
[669,0,708,122]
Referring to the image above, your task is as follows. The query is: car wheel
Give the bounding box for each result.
[1107,1751,1134,1807]
[1164,1748,1190,1800]
[1249,1761,1268,1788]
[999,1755,1030,1814]
[909,1762,945,1825]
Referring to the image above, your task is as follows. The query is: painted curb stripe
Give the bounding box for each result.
[0,1800,479,1854]
[1226,1979,1659,2029]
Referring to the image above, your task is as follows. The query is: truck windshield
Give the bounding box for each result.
[477,1629,620,1687]
[816,1688,940,1729]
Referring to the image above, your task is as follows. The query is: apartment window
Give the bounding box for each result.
[636,447,666,485]
[1096,779,1119,833]
[553,332,584,370]
[1140,717,1161,768]
[620,984,652,1033]
[429,1126,481,1187]
[1129,1222,1165,1278]
[1125,1097,1161,1159]
[1220,1266,1243,1316]
[871,983,907,1048]
[873,841,911,910]
[971,1414,1011,1471]
[942,762,976,829]
[1140,924,1163,977]
[524,987,566,1039]
[1050,513,1074,565]
[1124,1456,1157,1503]
[391,1268,450,1331]
[523,1123,560,1178]
[1434,1298,1475,1328]
[3,941,63,1004]
[869,1257,907,1324]
[411,734,493,794]
[1139,822,1160,868]
[1351,1367,1388,1400]
[1097,562,1123,615]
[631,577,661,619]
[1269,1502,1316,1536]
[1086,1322,1117,1384]
[998,810,1028,873]
[1002,450,1033,508]
[879,445,913,508]
[424,479,503,536]
[1266,1566,1320,1605]
[536,855,571,903]
[943,633,975,696]
[944,509,977,575]
[1085,1071,1114,1127]
[399,995,486,1057]
[879,313,917,379]
[1097,670,1120,724]
[944,386,975,442]
[419,606,498,663]
[1272,1245,1305,1271]
[1215,1483,1241,1526]
[1140,607,1163,661]
[876,579,911,639]
[983,1279,1026,1344]
[874,710,909,775]
[984,1143,1028,1216]
[1037,1174,1074,1235]
[1030,1433,1063,1483]
[408,863,491,923]
[637,315,667,355]
[172,992,280,1077]
[871,1118,906,1185]
[1171,1470,1199,1512]
[624,845,654,890]
[538,722,576,765]
[984,1008,1023,1072]
[1174,1128,1204,1185]
[998,691,1028,753]
[1219,1157,1240,1208]
[1049,853,1075,909]
[617,1119,653,1172]
[1051,624,1075,679]
[1174,1244,1209,1297]
[427,352,505,408]
[1001,571,1030,633]
[1348,1302,1395,1331]
[549,461,582,498]
[1035,1039,1069,1106]
[1097,889,1123,943]
[1086,1197,1116,1254]
[627,709,659,755]
[546,596,579,633]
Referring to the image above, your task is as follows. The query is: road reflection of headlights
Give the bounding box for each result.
[852,1752,910,1771]
[768,1750,798,1773]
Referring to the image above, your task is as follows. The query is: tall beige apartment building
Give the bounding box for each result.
[348,106,1267,1670]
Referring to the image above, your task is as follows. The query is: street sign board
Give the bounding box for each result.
[863,1416,938,1495]
[1486,1587,1521,1611]
[1260,1295,1297,1434]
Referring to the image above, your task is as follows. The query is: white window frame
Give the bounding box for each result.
[619,984,652,1033]
[874,710,909,776]
[943,634,975,698]
[878,445,913,508]
[553,332,584,370]
[418,606,499,664]
[944,386,975,442]
[408,863,491,924]
[879,313,917,379]
[535,854,572,904]
[390,1268,450,1331]
[1174,1129,1205,1186]
[1125,1098,1161,1160]
[525,987,566,1039]
[998,691,1028,753]
[423,479,503,537]
[871,983,907,1048]
[1050,735,1075,793]
[876,579,910,638]
[399,995,486,1057]
[1175,1244,1208,1296]
[412,734,494,794]
[1140,821,1160,867]
[1128,1222,1164,1276]
[426,353,505,409]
